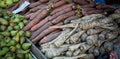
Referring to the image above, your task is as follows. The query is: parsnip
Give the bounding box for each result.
[69,31,85,44]
[69,42,86,51]
[86,35,98,45]
[87,28,104,35]
[81,33,88,42]
[73,49,81,56]
[45,47,68,58]
[53,54,86,59]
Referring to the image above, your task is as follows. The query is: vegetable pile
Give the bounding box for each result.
[41,9,120,59]
[0,0,19,8]
[0,9,32,59]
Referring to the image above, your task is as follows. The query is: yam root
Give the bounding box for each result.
[50,3,74,15]
[32,23,63,44]
[51,0,66,8]
[30,22,53,39]
[40,31,62,44]
[30,16,51,31]
[25,13,34,19]
[52,11,76,24]
[29,1,42,8]
[23,9,49,31]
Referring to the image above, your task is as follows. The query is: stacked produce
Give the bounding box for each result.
[74,0,115,15]
[0,9,32,59]
[21,0,81,44]
[0,0,19,8]
[40,9,120,59]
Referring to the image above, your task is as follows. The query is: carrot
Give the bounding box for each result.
[87,0,96,5]
[50,3,74,15]
[81,4,95,8]
[29,6,47,20]
[29,4,47,12]
[73,0,88,5]
[52,11,76,24]
[31,7,73,31]
[32,23,63,44]
[30,22,53,39]
[51,0,66,8]
[29,1,42,8]
[25,13,34,19]
[23,9,49,31]
[84,10,103,15]
[49,7,73,20]
[64,16,78,24]
[40,0,49,3]
[40,30,61,44]
[30,16,51,31]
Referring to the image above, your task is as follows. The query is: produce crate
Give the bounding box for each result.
[26,39,47,59]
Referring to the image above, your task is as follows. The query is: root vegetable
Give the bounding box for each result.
[53,54,86,59]
[50,3,74,15]
[41,29,72,49]
[32,23,63,44]
[51,0,66,8]
[40,0,49,3]
[66,51,73,57]
[86,35,98,45]
[105,32,118,41]
[81,33,88,42]
[23,9,49,31]
[73,0,88,5]
[49,7,73,21]
[30,22,53,39]
[52,11,76,24]
[69,31,85,44]
[25,13,34,19]
[29,4,47,12]
[30,16,51,31]
[29,1,41,8]
[40,31,62,44]
[73,49,81,56]
[87,28,104,35]
[79,43,91,52]
[45,47,68,58]
[64,16,78,24]
[69,43,86,51]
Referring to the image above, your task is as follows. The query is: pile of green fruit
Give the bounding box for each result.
[0,8,32,59]
[0,0,19,8]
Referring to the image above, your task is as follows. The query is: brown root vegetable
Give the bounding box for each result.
[30,22,53,39]
[23,9,49,31]
[81,4,95,8]
[51,0,66,8]
[52,11,76,24]
[29,4,47,12]
[73,0,88,5]
[49,7,73,20]
[40,31,62,44]
[30,16,51,31]
[25,13,34,19]
[64,16,79,24]
[40,0,49,3]
[83,10,103,15]
[50,3,74,15]
[29,1,42,8]
[32,23,63,44]
[45,47,68,58]
[86,35,98,45]
[30,7,46,20]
